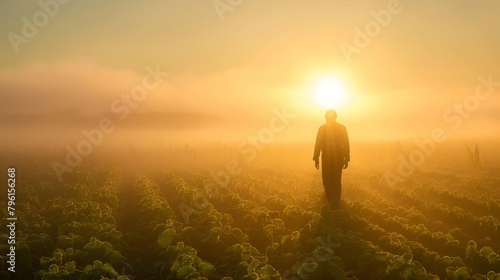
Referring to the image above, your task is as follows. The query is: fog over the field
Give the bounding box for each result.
[1,0,499,155]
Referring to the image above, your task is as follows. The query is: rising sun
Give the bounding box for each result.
[313,77,348,109]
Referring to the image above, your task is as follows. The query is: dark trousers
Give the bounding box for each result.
[322,160,343,202]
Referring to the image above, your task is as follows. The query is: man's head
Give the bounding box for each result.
[325,110,337,123]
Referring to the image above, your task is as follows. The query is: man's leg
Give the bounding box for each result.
[332,167,343,202]
[322,161,334,203]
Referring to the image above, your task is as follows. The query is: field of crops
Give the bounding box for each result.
[2,156,500,280]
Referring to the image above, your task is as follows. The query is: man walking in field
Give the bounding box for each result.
[313,110,350,204]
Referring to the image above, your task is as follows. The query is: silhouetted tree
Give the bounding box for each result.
[465,143,481,170]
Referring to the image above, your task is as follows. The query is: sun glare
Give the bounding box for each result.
[313,77,348,109]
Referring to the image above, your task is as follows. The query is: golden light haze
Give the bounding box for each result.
[1,0,499,148]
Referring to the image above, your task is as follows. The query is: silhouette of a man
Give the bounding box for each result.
[313,110,350,203]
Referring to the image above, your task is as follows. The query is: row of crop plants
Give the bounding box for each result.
[1,168,132,280]
[168,169,500,279]
[155,172,442,279]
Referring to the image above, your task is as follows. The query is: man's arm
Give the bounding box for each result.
[343,126,350,168]
[313,126,322,169]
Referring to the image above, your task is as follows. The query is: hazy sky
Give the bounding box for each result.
[1,0,499,141]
